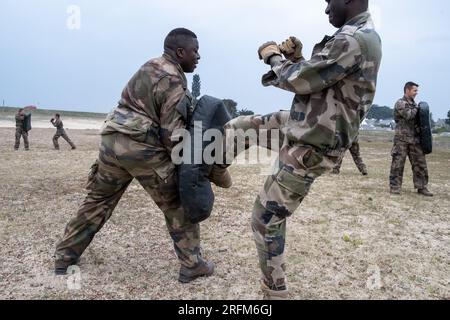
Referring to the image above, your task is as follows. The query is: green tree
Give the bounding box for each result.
[192,74,201,98]
[446,110,450,125]
[430,112,436,128]
[366,105,394,120]
[237,108,255,116]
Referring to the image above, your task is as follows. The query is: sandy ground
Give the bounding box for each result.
[0,127,449,300]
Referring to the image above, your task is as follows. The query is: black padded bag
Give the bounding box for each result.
[23,114,32,132]
[178,95,232,224]
[418,102,433,155]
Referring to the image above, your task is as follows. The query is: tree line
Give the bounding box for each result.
[192,75,450,125]
[192,74,254,118]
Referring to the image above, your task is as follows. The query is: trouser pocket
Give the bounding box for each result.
[85,160,99,190]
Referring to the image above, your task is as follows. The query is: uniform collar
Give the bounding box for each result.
[162,53,187,88]
[333,11,371,36]
[344,11,371,27]
[403,95,416,104]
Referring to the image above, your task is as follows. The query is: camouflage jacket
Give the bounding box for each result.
[394,96,420,144]
[52,118,65,134]
[262,12,382,154]
[101,54,193,152]
[15,113,25,130]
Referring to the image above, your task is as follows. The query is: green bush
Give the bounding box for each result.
[432,127,450,134]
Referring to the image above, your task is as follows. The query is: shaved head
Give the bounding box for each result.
[164,28,197,53]
[163,28,200,73]
[326,0,370,28]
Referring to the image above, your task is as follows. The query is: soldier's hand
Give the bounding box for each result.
[279,36,303,62]
[258,41,282,65]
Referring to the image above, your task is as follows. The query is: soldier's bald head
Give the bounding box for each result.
[326,0,370,28]
[164,28,200,73]
[164,28,198,53]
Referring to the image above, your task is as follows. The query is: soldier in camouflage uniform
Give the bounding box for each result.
[389,82,433,197]
[14,108,30,151]
[332,136,368,175]
[55,28,216,283]
[51,114,76,150]
[252,0,382,299]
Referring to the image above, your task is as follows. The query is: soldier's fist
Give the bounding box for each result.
[279,36,303,62]
[258,41,282,64]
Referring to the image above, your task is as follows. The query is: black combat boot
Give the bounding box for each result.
[178,260,215,283]
[361,166,368,176]
[260,280,289,300]
[418,188,433,197]
[55,258,80,275]
[209,165,232,189]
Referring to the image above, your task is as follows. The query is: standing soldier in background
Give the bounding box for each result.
[14,105,36,151]
[332,137,368,175]
[54,28,223,283]
[51,113,76,150]
[389,82,433,196]
[254,0,381,299]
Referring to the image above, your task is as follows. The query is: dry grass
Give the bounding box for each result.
[0,127,449,300]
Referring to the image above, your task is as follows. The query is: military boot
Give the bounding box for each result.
[55,257,80,275]
[390,188,401,195]
[418,188,433,197]
[261,281,289,300]
[209,165,232,189]
[178,260,215,284]
[360,166,368,176]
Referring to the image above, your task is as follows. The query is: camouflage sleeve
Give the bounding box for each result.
[225,111,290,132]
[154,75,186,152]
[395,100,418,121]
[263,34,362,95]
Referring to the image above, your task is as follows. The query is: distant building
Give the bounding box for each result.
[435,119,448,129]
[361,118,395,131]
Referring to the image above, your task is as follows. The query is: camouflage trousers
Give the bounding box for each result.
[225,112,342,289]
[389,140,429,190]
[333,138,367,174]
[55,132,202,268]
[53,130,76,150]
[252,144,339,290]
[14,128,29,150]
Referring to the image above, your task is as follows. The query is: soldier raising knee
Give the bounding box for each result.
[51,113,76,150]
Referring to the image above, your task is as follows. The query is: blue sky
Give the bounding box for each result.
[1,0,449,119]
